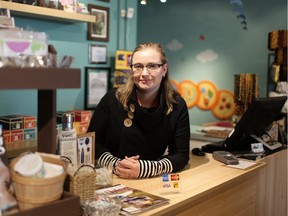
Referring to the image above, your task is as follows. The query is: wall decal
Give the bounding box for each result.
[166,39,183,52]
[211,90,236,120]
[196,80,219,110]
[229,0,248,30]
[178,80,199,108]
[196,49,218,63]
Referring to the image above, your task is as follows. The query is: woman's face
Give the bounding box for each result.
[132,48,167,94]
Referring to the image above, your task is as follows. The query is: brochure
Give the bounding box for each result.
[95,184,169,215]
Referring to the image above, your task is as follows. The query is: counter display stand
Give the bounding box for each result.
[0,68,81,154]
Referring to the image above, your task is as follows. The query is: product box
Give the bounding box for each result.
[18,115,37,129]
[2,129,24,143]
[76,132,95,166]
[11,129,24,142]
[71,110,92,123]
[73,122,89,135]
[23,128,37,141]
[10,192,80,216]
[2,129,11,143]
[0,115,23,130]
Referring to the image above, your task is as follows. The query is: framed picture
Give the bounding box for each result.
[85,67,110,110]
[88,4,109,42]
[98,0,110,2]
[89,44,107,64]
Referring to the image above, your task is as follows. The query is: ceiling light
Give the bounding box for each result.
[160,0,166,2]
[140,0,147,5]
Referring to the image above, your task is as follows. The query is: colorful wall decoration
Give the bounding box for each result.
[171,79,236,120]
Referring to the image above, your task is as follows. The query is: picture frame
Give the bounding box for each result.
[89,44,107,64]
[98,0,110,2]
[85,67,110,110]
[88,4,109,42]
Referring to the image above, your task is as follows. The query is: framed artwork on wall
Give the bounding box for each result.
[85,67,110,110]
[88,4,110,42]
[89,44,107,64]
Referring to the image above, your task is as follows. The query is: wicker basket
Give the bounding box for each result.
[10,155,67,211]
[66,164,97,202]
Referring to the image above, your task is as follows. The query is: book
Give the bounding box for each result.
[94,184,169,215]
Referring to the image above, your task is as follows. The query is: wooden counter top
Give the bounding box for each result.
[113,153,266,216]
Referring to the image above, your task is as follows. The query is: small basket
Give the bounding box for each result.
[66,164,97,202]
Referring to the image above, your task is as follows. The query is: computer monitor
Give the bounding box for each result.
[202,96,287,153]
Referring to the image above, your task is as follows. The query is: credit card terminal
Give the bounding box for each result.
[212,151,239,165]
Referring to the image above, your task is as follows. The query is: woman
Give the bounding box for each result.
[87,42,190,179]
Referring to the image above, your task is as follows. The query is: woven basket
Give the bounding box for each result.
[66,164,97,201]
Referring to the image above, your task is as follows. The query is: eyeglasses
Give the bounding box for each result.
[131,63,164,74]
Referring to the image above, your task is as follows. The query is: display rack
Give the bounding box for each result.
[0,67,81,154]
[0,1,95,23]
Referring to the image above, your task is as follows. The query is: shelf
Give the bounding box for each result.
[0,67,81,89]
[0,1,96,23]
[0,67,81,154]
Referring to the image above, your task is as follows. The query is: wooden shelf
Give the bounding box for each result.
[0,67,80,89]
[0,1,95,23]
[0,67,81,154]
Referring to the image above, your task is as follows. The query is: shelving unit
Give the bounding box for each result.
[0,67,81,154]
[0,1,95,23]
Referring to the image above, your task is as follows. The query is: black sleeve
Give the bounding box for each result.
[87,89,115,159]
[162,96,190,172]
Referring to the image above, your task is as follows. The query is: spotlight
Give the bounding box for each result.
[140,0,147,5]
[160,0,166,2]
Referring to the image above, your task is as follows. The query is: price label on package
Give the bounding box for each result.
[161,173,180,193]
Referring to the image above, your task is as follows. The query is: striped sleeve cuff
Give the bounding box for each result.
[97,152,120,173]
[138,158,173,178]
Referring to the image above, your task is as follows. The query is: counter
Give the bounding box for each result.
[114,152,266,216]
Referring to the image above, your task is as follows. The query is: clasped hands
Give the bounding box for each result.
[115,155,140,179]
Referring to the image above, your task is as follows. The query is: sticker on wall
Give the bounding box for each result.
[229,0,248,30]
[178,80,199,108]
[166,39,183,52]
[196,80,218,110]
[211,90,236,120]
[196,49,218,63]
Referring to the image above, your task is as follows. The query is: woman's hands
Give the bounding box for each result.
[116,155,140,179]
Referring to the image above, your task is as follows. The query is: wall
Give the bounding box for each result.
[137,0,287,125]
[0,0,137,115]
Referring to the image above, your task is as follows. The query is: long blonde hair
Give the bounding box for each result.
[116,42,178,115]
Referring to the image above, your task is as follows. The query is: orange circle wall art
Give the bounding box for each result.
[178,80,199,108]
[196,80,218,110]
[211,90,236,120]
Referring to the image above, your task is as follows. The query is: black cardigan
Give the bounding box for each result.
[87,87,190,172]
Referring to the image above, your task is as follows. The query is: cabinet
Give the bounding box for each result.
[0,67,81,154]
[0,1,95,23]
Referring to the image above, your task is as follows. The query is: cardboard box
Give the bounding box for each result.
[71,110,92,123]
[23,128,37,141]
[0,115,23,130]
[2,129,11,143]
[20,115,37,129]
[3,129,24,143]
[11,129,24,142]
[73,122,89,135]
[9,192,81,216]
